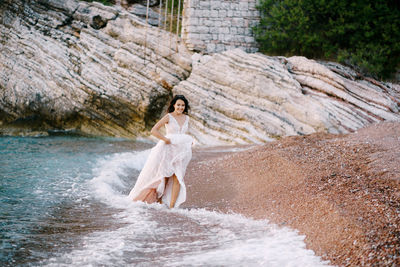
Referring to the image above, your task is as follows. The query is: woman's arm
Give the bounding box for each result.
[150,114,171,144]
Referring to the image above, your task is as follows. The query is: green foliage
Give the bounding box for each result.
[163,0,184,35]
[253,0,400,79]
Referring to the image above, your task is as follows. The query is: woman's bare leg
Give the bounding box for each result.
[169,174,180,208]
[142,188,157,203]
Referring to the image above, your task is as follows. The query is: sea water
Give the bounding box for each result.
[0,136,331,266]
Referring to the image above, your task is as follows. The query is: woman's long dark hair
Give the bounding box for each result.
[167,95,190,114]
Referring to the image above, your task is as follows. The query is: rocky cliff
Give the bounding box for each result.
[0,0,399,143]
[175,50,400,144]
[0,0,191,137]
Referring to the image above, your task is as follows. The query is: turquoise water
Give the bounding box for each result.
[0,136,330,266]
[0,136,149,266]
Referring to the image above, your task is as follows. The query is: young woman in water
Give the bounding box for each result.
[128,95,193,208]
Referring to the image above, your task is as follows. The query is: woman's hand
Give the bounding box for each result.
[151,114,171,143]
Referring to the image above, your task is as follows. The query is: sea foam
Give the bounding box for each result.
[43,148,332,266]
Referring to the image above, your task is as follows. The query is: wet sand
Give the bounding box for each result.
[183,122,400,266]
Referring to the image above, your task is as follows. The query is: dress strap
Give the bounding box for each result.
[167,113,174,124]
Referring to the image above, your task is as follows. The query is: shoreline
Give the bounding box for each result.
[183,122,400,266]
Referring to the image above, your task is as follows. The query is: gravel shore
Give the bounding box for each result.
[183,122,400,266]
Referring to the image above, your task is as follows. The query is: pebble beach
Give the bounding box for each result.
[184,122,400,266]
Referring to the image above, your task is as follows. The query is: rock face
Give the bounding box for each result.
[174,49,400,145]
[127,4,162,26]
[1,1,399,143]
[0,0,192,137]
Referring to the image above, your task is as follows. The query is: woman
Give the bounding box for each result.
[128,95,193,208]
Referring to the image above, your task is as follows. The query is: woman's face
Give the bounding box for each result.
[173,99,185,114]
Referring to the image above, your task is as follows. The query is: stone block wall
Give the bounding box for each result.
[181,0,260,54]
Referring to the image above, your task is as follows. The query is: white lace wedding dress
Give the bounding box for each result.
[128,113,193,208]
